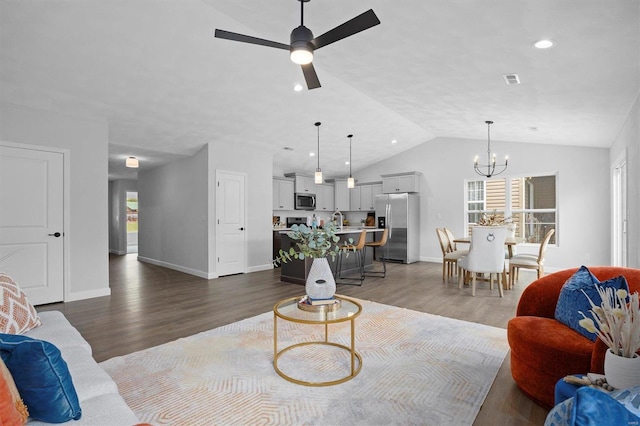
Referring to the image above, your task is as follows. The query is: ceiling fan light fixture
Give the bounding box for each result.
[290,44,313,64]
[125,156,139,168]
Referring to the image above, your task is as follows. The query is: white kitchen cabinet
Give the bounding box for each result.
[315,183,335,212]
[296,175,316,193]
[332,179,350,211]
[272,178,294,210]
[349,185,361,211]
[381,172,422,193]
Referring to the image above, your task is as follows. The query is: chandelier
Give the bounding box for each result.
[474,120,508,178]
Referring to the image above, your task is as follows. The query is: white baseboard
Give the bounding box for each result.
[247,263,274,274]
[137,256,214,279]
[66,287,111,302]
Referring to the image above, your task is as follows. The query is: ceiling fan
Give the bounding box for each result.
[214,0,380,90]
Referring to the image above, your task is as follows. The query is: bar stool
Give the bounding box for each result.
[364,228,389,278]
[336,230,367,286]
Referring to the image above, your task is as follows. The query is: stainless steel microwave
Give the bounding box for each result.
[295,193,316,210]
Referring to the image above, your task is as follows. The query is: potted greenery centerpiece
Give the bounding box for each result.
[274,221,354,300]
[579,286,640,389]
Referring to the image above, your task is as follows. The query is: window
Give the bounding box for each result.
[464,174,557,244]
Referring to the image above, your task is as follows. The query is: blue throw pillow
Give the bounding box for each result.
[0,333,82,423]
[554,266,630,341]
[571,386,640,426]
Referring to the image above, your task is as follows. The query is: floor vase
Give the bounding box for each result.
[306,258,336,300]
[604,349,640,390]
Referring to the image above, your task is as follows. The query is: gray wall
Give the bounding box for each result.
[0,103,110,301]
[611,93,640,268]
[136,141,273,277]
[137,144,211,277]
[355,136,611,272]
[108,179,137,255]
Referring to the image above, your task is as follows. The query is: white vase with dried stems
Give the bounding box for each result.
[579,287,640,389]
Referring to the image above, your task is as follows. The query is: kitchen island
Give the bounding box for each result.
[278,227,384,285]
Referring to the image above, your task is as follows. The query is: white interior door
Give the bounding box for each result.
[215,170,246,276]
[0,145,65,304]
[612,155,627,267]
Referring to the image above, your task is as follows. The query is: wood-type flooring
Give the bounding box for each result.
[37,254,549,425]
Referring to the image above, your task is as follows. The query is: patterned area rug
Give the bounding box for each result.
[100,298,509,425]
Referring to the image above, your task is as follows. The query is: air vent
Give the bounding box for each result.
[503,74,521,85]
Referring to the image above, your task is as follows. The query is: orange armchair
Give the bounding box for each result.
[507,266,640,408]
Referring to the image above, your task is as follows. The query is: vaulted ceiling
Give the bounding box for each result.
[1,0,638,180]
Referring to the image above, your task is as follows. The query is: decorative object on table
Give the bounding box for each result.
[579,284,640,389]
[475,209,510,226]
[297,295,341,312]
[305,265,336,300]
[273,221,355,297]
[473,120,508,178]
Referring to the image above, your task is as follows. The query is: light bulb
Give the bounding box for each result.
[315,169,323,184]
[348,177,355,188]
[290,49,313,65]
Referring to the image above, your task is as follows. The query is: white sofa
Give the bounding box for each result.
[24,311,139,425]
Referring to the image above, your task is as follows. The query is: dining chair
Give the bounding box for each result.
[364,228,389,278]
[457,226,507,297]
[508,228,555,289]
[336,230,367,286]
[436,228,467,282]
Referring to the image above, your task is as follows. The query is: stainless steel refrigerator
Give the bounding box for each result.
[374,193,420,264]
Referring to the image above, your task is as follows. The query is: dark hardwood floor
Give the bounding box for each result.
[37,254,549,425]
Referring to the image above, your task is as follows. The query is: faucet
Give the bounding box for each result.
[332,210,343,230]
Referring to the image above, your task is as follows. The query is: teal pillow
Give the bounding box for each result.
[0,333,82,423]
[554,266,629,341]
[571,387,640,426]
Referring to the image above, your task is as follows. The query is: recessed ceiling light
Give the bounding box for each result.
[309,152,315,157]
[345,161,350,165]
[534,39,554,49]
[293,84,303,92]
[391,139,397,144]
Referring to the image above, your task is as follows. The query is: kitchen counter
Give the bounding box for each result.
[278,228,383,285]
[275,226,380,233]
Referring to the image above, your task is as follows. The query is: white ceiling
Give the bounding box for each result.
[1,0,638,181]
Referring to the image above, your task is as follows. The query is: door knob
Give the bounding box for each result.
[239,227,245,231]
[48,232,61,237]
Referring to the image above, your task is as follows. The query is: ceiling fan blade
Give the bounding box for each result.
[215,29,290,50]
[301,63,321,90]
[311,9,380,50]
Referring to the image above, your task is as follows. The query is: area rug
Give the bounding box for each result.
[100,298,509,425]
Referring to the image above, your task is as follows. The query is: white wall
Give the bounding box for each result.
[137,144,210,277]
[0,103,110,301]
[212,142,273,272]
[610,94,640,268]
[355,137,611,271]
[108,179,137,255]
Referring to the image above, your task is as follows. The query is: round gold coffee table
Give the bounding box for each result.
[273,294,362,386]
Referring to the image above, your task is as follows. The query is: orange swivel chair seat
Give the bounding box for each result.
[507,266,640,409]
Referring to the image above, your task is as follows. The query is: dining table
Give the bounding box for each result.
[453,237,525,258]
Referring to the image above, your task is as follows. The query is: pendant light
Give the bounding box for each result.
[125,156,139,168]
[314,122,323,183]
[473,120,508,178]
[347,134,355,188]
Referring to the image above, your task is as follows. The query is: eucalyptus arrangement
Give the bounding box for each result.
[274,221,354,265]
[579,287,640,358]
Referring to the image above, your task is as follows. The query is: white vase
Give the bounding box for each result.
[604,349,640,390]
[305,257,336,300]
